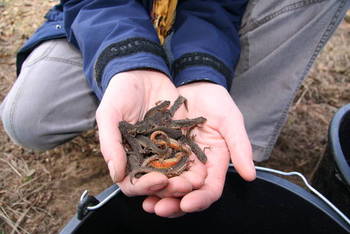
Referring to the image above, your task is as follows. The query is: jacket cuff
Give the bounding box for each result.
[93,38,170,99]
[172,52,233,89]
[173,65,228,88]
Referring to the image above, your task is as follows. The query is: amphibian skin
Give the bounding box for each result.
[119,96,207,183]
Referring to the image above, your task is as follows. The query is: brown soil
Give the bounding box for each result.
[0,1,349,233]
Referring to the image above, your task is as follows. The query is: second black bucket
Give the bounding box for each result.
[312,104,350,217]
[60,167,350,234]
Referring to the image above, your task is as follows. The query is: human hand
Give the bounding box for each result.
[96,70,206,200]
[142,81,256,217]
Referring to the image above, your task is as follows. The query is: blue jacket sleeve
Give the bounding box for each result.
[61,0,170,99]
[170,0,247,89]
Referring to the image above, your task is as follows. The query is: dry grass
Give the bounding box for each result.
[0,1,349,233]
[0,3,111,232]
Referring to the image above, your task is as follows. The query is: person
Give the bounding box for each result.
[0,0,349,218]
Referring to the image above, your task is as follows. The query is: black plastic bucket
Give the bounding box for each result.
[60,167,350,234]
[312,104,350,217]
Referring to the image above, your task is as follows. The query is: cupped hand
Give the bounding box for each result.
[143,81,256,217]
[96,70,206,199]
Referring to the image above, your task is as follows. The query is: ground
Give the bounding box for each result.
[0,1,349,233]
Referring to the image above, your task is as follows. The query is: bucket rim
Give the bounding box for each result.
[329,103,350,186]
[60,166,350,233]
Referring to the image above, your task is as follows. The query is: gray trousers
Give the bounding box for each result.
[1,0,349,161]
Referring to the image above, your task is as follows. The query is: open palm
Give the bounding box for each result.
[96,70,207,200]
[143,82,256,216]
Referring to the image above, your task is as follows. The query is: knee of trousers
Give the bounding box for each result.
[1,98,64,151]
[0,39,96,150]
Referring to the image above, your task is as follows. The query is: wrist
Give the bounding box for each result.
[108,69,175,102]
[96,50,171,99]
[178,80,226,93]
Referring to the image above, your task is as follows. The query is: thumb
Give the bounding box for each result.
[96,106,127,182]
[219,112,256,181]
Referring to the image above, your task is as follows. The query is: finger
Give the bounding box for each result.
[219,112,256,181]
[118,172,168,196]
[154,176,192,198]
[179,155,207,189]
[142,196,160,213]
[181,151,229,213]
[96,105,126,182]
[154,197,186,218]
[153,154,207,198]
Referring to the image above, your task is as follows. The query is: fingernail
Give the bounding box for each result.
[108,161,116,182]
[149,183,166,191]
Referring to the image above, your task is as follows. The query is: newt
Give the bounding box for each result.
[118,96,208,183]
